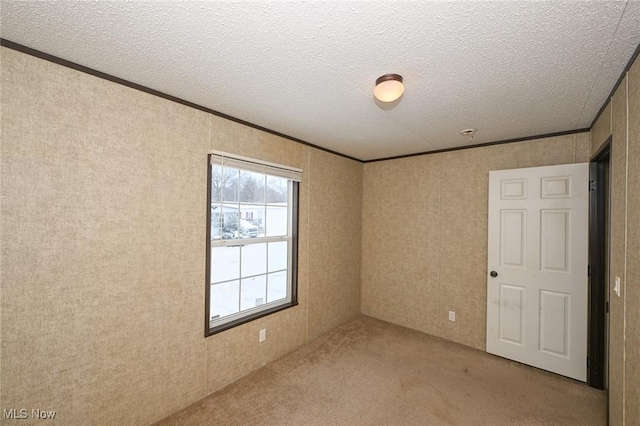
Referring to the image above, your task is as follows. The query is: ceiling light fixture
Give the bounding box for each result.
[374,74,404,102]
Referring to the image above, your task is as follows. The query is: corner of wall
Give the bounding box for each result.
[591,101,612,156]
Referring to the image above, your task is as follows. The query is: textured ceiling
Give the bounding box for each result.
[1,1,639,161]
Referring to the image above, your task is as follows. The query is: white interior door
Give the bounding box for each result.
[486,163,589,381]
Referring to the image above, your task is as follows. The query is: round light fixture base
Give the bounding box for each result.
[374,74,404,102]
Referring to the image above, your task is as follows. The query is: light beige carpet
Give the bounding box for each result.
[156,316,606,425]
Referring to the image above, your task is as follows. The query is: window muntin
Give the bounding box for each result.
[206,154,300,335]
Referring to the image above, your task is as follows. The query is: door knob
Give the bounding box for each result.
[490,271,498,278]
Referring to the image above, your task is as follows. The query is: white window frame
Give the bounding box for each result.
[205,152,301,336]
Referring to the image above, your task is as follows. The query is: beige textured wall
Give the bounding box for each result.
[307,149,362,340]
[591,101,612,155]
[1,48,210,425]
[624,54,640,426]
[590,52,640,426]
[608,75,627,426]
[362,133,590,350]
[0,47,362,425]
[361,155,442,336]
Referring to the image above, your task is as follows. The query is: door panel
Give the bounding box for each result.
[487,163,588,382]
[499,284,525,345]
[539,290,569,356]
[501,210,526,267]
[540,210,569,272]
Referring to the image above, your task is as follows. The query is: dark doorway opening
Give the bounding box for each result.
[588,138,611,390]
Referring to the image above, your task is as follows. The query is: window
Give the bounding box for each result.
[206,152,301,335]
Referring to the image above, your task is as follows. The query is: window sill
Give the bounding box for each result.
[205,301,298,337]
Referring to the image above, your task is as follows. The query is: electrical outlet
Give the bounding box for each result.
[448,311,456,322]
[259,329,266,342]
[614,277,621,297]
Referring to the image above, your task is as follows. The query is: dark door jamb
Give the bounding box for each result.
[588,138,611,390]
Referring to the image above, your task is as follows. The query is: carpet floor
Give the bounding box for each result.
[156,315,606,425]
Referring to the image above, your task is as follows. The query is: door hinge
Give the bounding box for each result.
[588,265,592,277]
[606,301,609,314]
[589,180,596,191]
[587,357,590,368]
